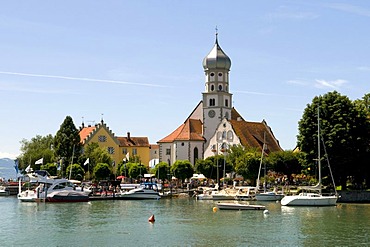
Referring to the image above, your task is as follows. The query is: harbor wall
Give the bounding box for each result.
[338,191,370,203]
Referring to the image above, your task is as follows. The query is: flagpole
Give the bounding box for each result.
[69,145,75,180]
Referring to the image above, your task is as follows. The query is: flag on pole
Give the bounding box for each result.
[14,159,19,174]
[84,158,89,166]
[126,152,130,161]
[25,165,32,173]
[35,158,43,165]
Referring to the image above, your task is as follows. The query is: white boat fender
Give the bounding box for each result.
[263,209,269,215]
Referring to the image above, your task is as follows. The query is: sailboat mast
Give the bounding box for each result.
[317,106,322,194]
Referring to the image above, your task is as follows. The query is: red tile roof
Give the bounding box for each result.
[79,126,96,144]
[158,118,205,143]
[229,119,282,153]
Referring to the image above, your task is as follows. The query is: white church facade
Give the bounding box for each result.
[157,34,282,165]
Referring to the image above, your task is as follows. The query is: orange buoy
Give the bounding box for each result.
[148,214,155,223]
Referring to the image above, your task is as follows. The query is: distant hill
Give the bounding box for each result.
[0,158,17,180]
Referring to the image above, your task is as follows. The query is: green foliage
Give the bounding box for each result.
[78,143,112,173]
[267,151,302,179]
[171,160,194,181]
[152,162,170,181]
[195,159,214,178]
[19,134,55,171]
[40,163,58,176]
[66,164,85,180]
[127,163,147,179]
[93,163,112,181]
[297,91,370,189]
[53,116,82,166]
[234,150,261,183]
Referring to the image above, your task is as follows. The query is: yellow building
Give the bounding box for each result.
[79,120,150,170]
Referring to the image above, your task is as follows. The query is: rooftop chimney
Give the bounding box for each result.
[127,132,131,140]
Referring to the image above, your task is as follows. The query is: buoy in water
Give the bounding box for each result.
[213,207,218,212]
[263,209,269,215]
[148,215,155,222]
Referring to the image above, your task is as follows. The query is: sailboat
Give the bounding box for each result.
[281,107,338,206]
[255,133,284,201]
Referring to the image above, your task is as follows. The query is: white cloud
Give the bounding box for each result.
[0,71,168,88]
[314,79,347,89]
[327,3,370,17]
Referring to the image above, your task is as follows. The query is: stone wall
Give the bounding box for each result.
[338,191,370,203]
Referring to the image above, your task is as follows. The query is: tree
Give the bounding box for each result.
[152,162,170,181]
[297,91,370,189]
[171,160,194,181]
[234,150,261,183]
[40,163,58,176]
[127,162,147,179]
[78,142,112,178]
[93,163,112,181]
[19,134,55,171]
[267,151,302,181]
[66,164,85,180]
[54,116,82,168]
[195,159,214,178]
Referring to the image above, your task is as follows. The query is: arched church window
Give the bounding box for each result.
[218,85,223,91]
[211,84,215,91]
[227,130,233,141]
[218,72,223,81]
[217,131,222,140]
[194,147,198,164]
[209,98,215,106]
[222,131,226,139]
[225,99,228,107]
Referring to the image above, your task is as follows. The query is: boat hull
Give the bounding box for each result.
[256,192,284,201]
[217,202,265,210]
[45,191,89,203]
[281,194,337,206]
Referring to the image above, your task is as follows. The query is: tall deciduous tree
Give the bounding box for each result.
[54,116,81,167]
[171,160,194,181]
[297,91,370,189]
[152,162,170,181]
[19,134,55,171]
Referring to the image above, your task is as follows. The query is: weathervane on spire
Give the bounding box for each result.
[215,26,219,43]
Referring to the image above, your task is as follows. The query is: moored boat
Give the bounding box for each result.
[18,177,89,203]
[118,182,161,200]
[216,202,265,210]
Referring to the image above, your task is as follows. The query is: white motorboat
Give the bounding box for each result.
[281,107,338,206]
[216,202,265,210]
[0,185,10,196]
[119,182,161,200]
[18,178,89,202]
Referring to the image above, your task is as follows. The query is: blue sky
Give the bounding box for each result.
[1,1,369,159]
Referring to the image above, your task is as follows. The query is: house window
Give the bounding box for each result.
[108,147,114,154]
[122,148,127,154]
[133,148,137,155]
[166,148,171,155]
[227,131,234,141]
[222,131,226,139]
[98,135,107,142]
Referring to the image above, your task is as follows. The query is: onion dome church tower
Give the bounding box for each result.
[202,32,233,147]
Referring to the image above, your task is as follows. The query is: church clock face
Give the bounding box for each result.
[208,110,216,118]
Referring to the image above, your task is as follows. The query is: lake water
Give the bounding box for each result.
[0,196,369,246]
